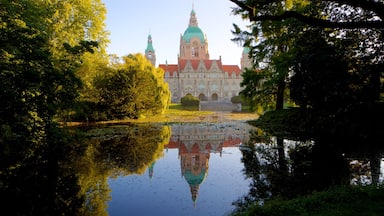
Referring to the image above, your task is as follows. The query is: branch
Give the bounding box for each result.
[230,0,384,29]
[330,0,384,18]
[258,11,384,29]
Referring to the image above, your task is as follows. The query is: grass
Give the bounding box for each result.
[232,185,384,216]
[65,103,259,126]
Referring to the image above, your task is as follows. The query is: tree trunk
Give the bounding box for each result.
[276,79,285,110]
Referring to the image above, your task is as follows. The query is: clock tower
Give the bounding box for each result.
[145,34,156,66]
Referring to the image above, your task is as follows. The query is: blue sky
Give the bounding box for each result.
[102,0,250,66]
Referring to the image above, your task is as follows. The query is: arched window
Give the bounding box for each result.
[211,93,218,101]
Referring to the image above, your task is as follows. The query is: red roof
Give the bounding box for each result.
[164,138,241,150]
[179,59,223,71]
[159,60,241,77]
[222,65,242,77]
[158,64,178,77]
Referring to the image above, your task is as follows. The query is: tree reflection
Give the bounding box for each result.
[233,126,381,213]
[0,124,170,215]
[89,124,170,176]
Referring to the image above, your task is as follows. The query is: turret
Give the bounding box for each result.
[145,34,156,66]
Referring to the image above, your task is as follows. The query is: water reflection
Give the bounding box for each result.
[107,122,254,216]
[164,123,251,204]
[0,121,256,215]
[2,120,382,215]
[0,123,171,215]
[233,127,384,213]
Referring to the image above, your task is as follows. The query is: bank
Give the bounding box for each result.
[232,185,384,216]
[64,103,259,126]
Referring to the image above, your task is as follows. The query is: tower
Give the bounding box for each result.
[240,46,252,71]
[179,8,209,60]
[145,34,156,66]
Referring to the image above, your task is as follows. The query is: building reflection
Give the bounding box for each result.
[163,123,252,205]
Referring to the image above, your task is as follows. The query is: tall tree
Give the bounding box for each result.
[231,0,383,103]
[232,1,307,110]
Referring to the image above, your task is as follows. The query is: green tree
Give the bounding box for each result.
[0,0,81,143]
[232,0,308,111]
[290,30,352,110]
[46,0,109,58]
[94,54,170,119]
[230,0,383,103]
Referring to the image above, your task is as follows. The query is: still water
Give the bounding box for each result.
[106,122,255,216]
[2,119,382,215]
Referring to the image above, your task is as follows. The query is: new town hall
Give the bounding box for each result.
[145,7,251,103]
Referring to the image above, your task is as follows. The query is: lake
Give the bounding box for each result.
[1,119,382,215]
[105,122,256,216]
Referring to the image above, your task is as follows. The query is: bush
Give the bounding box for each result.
[181,94,200,107]
[231,95,248,105]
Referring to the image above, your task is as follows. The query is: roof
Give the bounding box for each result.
[184,169,207,186]
[243,46,251,54]
[182,8,206,43]
[222,65,242,77]
[158,64,178,77]
[182,26,206,43]
[145,34,155,52]
[178,59,222,71]
[160,60,242,77]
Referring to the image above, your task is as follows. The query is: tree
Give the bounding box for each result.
[230,0,383,103]
[290,30,352,110]
[1,2,102,214]
[232,1,305,111]
[94,54,170,119]
[230,0,384,29]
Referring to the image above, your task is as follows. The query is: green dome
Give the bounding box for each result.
[182,26,205,43]
[184,169,207,186]
[243,46,251,54]
[145,34,155,52]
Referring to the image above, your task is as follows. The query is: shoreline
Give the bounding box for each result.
[62,111,259,127]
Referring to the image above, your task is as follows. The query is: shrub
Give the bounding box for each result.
[181,94,200,107]
[231,95,248,105]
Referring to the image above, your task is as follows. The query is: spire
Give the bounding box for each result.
[148,162,155,179]
[145,34,154,52]
[189,5,198,27]
[145,33,156,66]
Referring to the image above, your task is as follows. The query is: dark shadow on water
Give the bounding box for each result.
[232,104,384,213]
[0,124,170,215]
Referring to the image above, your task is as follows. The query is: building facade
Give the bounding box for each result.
[146,8,251,103]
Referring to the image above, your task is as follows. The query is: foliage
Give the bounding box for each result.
[180,94,200,107]
[232,185,384,216]
[0,1,109,213]
[93,54,170,119]
[231,95,248,105]
[85,124,170,176]
[230,0,384,29]
[240,68,276,112]
[0,0,85,148]
[232,0,307,110]
[290,30,352,110]
[231,0,384,107]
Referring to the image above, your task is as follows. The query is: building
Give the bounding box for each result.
[145,7,251,103]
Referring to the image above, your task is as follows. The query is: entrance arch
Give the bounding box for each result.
[211,93,218,101]
[199,93,206,101]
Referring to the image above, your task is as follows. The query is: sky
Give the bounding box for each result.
[102,0,250,66]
